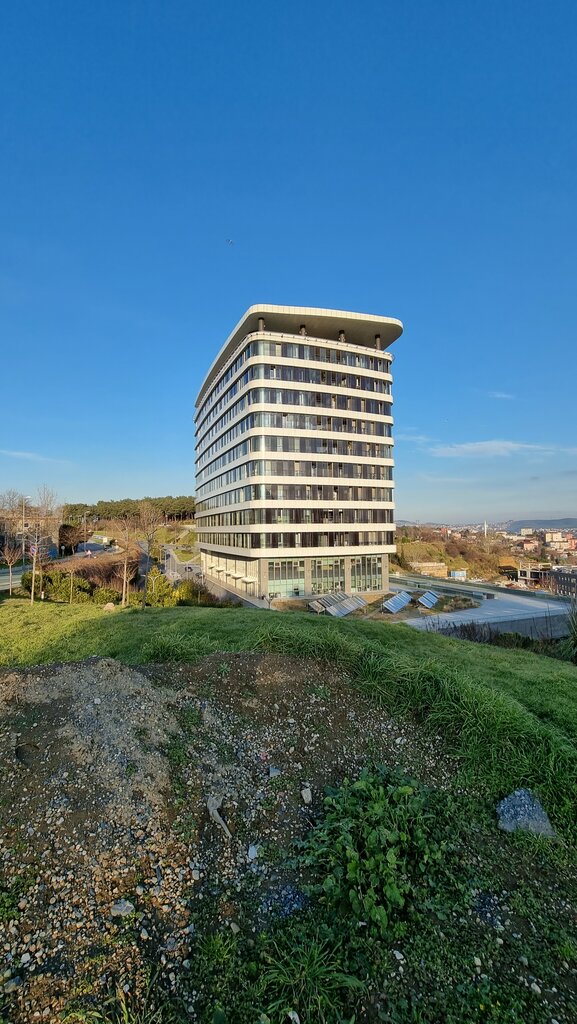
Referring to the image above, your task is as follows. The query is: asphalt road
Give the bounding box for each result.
[389,574,570,631]
[0,567,25,592]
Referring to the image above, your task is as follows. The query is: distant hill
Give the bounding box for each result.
[508,519,577,533]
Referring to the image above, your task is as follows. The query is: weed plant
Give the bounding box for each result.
[302,766,451,937]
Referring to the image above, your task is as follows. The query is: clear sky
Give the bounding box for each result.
[1,0,575,522]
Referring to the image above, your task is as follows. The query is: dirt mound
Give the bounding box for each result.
[0,654,452,1021]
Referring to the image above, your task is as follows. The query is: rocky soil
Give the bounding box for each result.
[0,654,454,1022]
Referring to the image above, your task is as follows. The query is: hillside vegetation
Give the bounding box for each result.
[1,597,577,1023]
[1,599,577,833]
[394,534,508,578]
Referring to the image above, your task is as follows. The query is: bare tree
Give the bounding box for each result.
[29,486,61,605]
[137,501,165,609]
[110,516,133,602]
[0,491,30,561]
[0,542,21,595]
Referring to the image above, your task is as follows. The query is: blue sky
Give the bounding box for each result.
[1,0,575,522]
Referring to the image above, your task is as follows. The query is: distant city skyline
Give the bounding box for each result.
[1,2,575,521]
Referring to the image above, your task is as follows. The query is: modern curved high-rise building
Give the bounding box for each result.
[194,305,403,600]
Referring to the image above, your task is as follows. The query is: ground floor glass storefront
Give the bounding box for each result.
[311,557,346,594]
[267,559,306,598]
[201,549,387,600]
[350,555,383,591]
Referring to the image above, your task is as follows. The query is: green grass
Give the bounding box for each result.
[173,548,198,563]
[1,597,577,836]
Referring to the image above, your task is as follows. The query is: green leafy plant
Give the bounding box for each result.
[303,767,450,937]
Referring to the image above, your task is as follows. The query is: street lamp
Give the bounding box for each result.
[21,495,31,566]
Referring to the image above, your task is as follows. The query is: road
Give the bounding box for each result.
[0,567,25,592]
[162,546,201,582]
[389,573,570,635]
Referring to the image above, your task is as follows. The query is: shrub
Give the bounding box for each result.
[144,567,177,607]
[92,587,121,605]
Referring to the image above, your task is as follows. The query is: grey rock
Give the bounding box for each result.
[301,786,312,805]
[3,976,22,994]
[268,766,281,778]
[496,789,555,837]
[111,898,135,917]
[248,844,259,861]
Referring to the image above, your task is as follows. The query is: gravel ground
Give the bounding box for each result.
[0,653,455,1022]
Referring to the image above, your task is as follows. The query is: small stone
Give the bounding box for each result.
[247,844,259,861]
[93,698,102,705]
[519,955,529,967]
[230,922,240,934]
[20,953,31,965]
[530,982,541,995]
[393,950,404,961]
[192,869,200,881]
[111,899,135,918]
[473,956,482,967]
[269,767,281,778]
[301,786,312,805]
[3,977,22,993]
[496,937,503,946]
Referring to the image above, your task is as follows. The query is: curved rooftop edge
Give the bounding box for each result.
[196,304,403,408]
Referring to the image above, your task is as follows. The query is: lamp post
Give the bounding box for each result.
[21,495,31,566]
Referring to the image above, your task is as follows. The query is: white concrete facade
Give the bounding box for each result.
[194,305,403,599]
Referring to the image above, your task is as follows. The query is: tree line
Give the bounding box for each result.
[62,495,195,522]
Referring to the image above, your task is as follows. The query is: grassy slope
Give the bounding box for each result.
[2,597,577,833]
[2,599,576,742]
